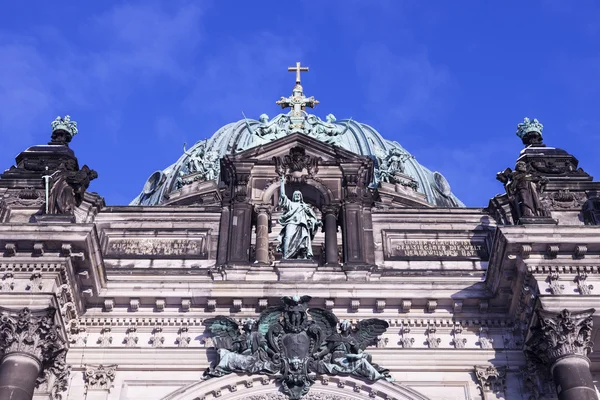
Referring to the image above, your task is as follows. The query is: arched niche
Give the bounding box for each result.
[260,178,335,209]
[161,374,433,400]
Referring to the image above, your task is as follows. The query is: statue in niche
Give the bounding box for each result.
[312,318,392,382]
[277,176,321,259]
[497,161,549,220]
[306,114,350,146]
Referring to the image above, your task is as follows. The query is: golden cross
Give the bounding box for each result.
[288,62,309,84]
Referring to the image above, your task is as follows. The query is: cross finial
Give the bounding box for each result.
[288,62,309,84]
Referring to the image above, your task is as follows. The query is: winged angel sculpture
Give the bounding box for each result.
[203,296,391,399]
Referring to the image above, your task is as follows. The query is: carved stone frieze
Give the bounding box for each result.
[426,326,441,348]
[176,326,191,347]
[452,324,467,349]
[526,308,595,365]
[84,364,117,392]
[475,365,506,396]
[399,326,414,348]
[124,326,139,347]
[546,272,564,295]
[540,189,587,210]
[575,272,593,295]
[274,146,320,183]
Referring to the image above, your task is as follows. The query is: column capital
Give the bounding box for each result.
[254,204,272,216]
[526,308,595,365]
[321,203,340,217]
[0,307,70,397]
[84,364,118,393]
[0,307,66,363]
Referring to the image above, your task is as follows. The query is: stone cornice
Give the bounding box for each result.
[67,347,527,371]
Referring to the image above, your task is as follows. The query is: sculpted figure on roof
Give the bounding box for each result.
[306,114,350,146]
[375,147,413,184]
[183,142,207,173]
[245,114,289,147]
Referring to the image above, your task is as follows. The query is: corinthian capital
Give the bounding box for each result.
[0,307,66,363]
[526,308,595,365]
[321,204,340,217]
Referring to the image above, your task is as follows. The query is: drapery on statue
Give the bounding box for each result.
[277,176,321,259]
[497,161,549,220]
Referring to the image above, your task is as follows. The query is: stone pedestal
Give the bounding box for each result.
[0,307,69,400]
[526,308,598,400]
[275,259,319,280]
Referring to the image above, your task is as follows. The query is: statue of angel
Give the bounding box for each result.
[183,141,206,173]
[310,316,392,382]
[200,151,220,181]
[375,147,412,184]
[306,114,350,146]
[251,114,284,145]
[202,317,275,378]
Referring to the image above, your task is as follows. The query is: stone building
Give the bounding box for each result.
[0,64,599,400]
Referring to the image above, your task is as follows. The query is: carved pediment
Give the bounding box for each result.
[220,134,374,206]
[226,133,373,165]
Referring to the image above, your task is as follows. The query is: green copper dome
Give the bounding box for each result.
[131,68,464,207]
[130,111,464,207]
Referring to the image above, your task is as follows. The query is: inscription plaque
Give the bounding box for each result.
[107,238,207,258]
[385,238,489,261]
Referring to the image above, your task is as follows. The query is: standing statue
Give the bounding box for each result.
[497,161,549,220]
[277,176,321,259]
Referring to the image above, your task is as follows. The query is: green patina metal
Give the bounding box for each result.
[130,63,465,208]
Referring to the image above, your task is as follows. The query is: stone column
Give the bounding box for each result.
[0,307,69,400]
[321,204,339,265]
[526,308,597,400]
[254,205,272,264]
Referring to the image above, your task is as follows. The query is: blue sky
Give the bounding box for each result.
[1,1,599,206]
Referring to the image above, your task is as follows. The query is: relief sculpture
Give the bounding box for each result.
[203,296,391,400]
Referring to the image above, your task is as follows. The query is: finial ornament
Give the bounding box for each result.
[276,62,319,118]
[288,61,309,84]
[516,117,544,147]
[50,115,78,145]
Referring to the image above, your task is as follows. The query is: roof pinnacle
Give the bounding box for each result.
[276,62,319,117]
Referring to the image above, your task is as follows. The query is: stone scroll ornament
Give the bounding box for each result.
[202,296,392,399]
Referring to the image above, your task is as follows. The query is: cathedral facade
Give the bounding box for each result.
[0,64,599,400]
